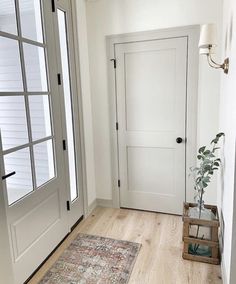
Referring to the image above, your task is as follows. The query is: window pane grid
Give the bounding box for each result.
[0,31,46,47]
[0,0,56,205]
[2,135,55,155]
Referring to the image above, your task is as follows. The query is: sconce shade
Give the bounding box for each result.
[199,48,210,55]
[199,47,216,55]
[199,24,217,49]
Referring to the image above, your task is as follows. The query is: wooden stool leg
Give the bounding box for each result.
[211,227,218,242]
[211,247,218,259]
[183,222,189,241]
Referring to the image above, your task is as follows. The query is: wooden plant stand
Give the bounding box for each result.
[182,202,220,265]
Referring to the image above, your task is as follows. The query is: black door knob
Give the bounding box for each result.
[176,137,183,144]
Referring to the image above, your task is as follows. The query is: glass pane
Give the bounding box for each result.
[0,96,28,150]
[4,148,33,205]
[0,0,18,35]
[34,140,55,187]
[58,10,78,201]
[0,37,23,92]
[19,0,43,43]
[23,43,48,92]
[29,95,52,141]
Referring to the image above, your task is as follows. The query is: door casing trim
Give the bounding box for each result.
[70,0,89,217]
[106,25,200,209]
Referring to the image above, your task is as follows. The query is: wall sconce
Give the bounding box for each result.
[199,24,229,74]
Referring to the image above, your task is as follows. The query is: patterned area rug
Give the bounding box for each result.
[39,233,141,284]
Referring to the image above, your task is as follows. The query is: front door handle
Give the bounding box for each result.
[176,137,183,144]
[2,171,16,180]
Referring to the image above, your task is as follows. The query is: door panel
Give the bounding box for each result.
[127,147,174,195]
[125,49,176,132]
[116,37,187,215]
[11,191,60,259]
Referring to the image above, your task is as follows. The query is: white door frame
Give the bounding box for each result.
[107,25,200,209]
[70,0,89,217]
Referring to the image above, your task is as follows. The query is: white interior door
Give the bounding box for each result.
[53,0,84,228]
[0,1,69,283]
[116,37,188,215]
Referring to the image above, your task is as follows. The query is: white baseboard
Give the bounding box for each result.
[86,198,113,216]
[221,256,228,284]
[87,199,97,216]
[96,198,113,208]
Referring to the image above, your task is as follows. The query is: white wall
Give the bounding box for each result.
[218,0,236,282]
[86,0,223,202]
[75,0,97,207]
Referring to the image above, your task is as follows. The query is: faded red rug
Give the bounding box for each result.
[39,233,141,284]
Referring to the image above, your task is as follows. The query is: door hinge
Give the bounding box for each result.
[116,122,119,130]
[63,139,67,150]
[57,73,62,85]
[110,59,117,69]
[67,201,71,211]
[51,0,55,12]
[118,179,121,187]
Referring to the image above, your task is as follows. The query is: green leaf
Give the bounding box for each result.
[214,162,220,166]
[204,165,211,171]
[202,176,210,182]
[199,146,206,154]
[203,182,208,188]
[211,138,218,144]
[196,177,201,183]
[197,155,202,160]
[216,132,225,138]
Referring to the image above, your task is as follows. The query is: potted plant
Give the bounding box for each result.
[188,132,224,256]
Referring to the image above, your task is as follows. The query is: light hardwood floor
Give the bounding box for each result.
[29,207,222,284]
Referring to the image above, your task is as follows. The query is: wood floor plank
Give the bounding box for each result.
[28,207,222,284]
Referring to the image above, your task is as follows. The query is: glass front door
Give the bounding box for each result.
[0,1,69,283]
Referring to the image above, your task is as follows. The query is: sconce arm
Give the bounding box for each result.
[207,54,224,69]
[206,53,229,74]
